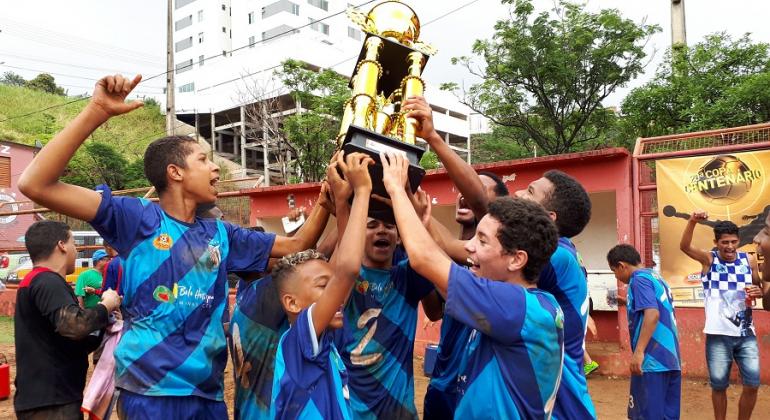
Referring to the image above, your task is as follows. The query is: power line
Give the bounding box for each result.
[0,63,164,89]
[0,51,162,74]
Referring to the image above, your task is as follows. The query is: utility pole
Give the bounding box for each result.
[671,0,687,47]
[166,0,176,135]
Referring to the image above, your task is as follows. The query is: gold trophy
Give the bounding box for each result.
[338,1,436,212]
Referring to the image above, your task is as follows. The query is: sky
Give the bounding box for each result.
[1,0,770,108]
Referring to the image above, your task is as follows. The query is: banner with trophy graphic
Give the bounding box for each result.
[656,150,770,307]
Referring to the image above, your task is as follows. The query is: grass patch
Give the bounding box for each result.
[0,317,13,345]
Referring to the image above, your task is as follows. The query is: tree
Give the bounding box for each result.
[276,60,351,182]
[25,73,66,96]
[621,33,770,138]
[0,71,26,87]
[442,0,659,155]
[62,141,145,189]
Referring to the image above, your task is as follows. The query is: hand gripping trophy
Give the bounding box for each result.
[337,1,437,212]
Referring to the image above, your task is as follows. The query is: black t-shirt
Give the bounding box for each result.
[14,270,107,412]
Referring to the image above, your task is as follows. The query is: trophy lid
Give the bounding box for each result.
[366,1,420,45]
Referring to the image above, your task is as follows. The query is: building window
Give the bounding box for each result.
[178,82,195,93]
[222,26,227,33]
[0,156,9,188]
[175,15,193,31]
[174,0,196,9]
[248,11,255,24]
[263,1,299,18]
[198,32,204,43]
[348,26,361,40]
[222,50,228,57]
[198,9,203,21]
[199,55,205,66]
[308,0,328,11]
[221,4,226,11]
[175,36,193,52]
[176,59,193,74]
[310,19,329,35]
[248,36,256,47]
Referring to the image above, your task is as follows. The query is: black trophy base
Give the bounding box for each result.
[342,125,426,222]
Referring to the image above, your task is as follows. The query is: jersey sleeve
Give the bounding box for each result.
[280,305,327,389]
[31,273,79,324]
[445,262,525,345]
[630,275,658,312]
[225,223,276,274]
[89,185,159,256]
[403,260,435,304]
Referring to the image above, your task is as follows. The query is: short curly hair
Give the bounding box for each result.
[487,197,558,283]
[713,220,739,241]
[606,244,642,268]
[272,249,327,293]
[542,170,591,238]
[478,171,509,197]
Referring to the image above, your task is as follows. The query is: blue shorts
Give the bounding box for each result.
[629,371,681,420]
[116,389,227,420]
[423,384,457,420]
[705,334,760,389]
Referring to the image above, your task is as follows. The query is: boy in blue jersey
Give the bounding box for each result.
[380,152,564,419]
[607,244,682,420]
[515,170,597,419]
[270,152,372,419]
[18,74,332,418]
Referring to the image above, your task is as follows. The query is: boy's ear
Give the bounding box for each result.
[167,164,184,183]
[506,249,528,274]
[281,292,301,315]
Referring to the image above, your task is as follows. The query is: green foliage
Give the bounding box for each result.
[142,97,160,109]
[621,33,770,138]
[443,0,659,155]
[276,60,351,181]
[25,73,66,96]
[0,71,26,87]
[61,141,145,190]
[419,151,440,170]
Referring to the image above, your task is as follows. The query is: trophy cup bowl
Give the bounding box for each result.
[366,1,420,44]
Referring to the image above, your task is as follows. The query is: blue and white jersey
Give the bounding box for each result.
[90,185,275,400]
[230,276,288,419]
[538,237,596,419]
[446,263,565,419]
[340,259,433,419]
[271,306,351,419]
[428,315,472,394]
[628,269,681,372]
[702,251,755,337]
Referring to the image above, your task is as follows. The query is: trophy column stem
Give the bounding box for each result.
[352,37,384,130]
[402,51,425,144]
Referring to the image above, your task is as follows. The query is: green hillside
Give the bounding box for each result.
[0,84,165,160]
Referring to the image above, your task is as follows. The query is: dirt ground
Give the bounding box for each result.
[0,345,768,419]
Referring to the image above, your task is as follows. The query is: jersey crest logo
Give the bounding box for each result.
[153,284,178,304]
[715,264,728,274]
[153,234,173,251]
[356,279,369,294]
[736,265,749,274]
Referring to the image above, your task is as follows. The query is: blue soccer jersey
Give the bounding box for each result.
[446,263,565,419]
[271,305,351,419]
[89,185,275,400]
[229,276,289,419]
[627,269,681,372]
[340,259,433,419]
[538,237,596,419]
[424,313,471,412]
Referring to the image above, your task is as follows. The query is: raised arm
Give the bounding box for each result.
[403,96,488,220]
[381,152,451,296]
[18,75,144,222]
[679,211,712,272]
[311,153,371,336]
